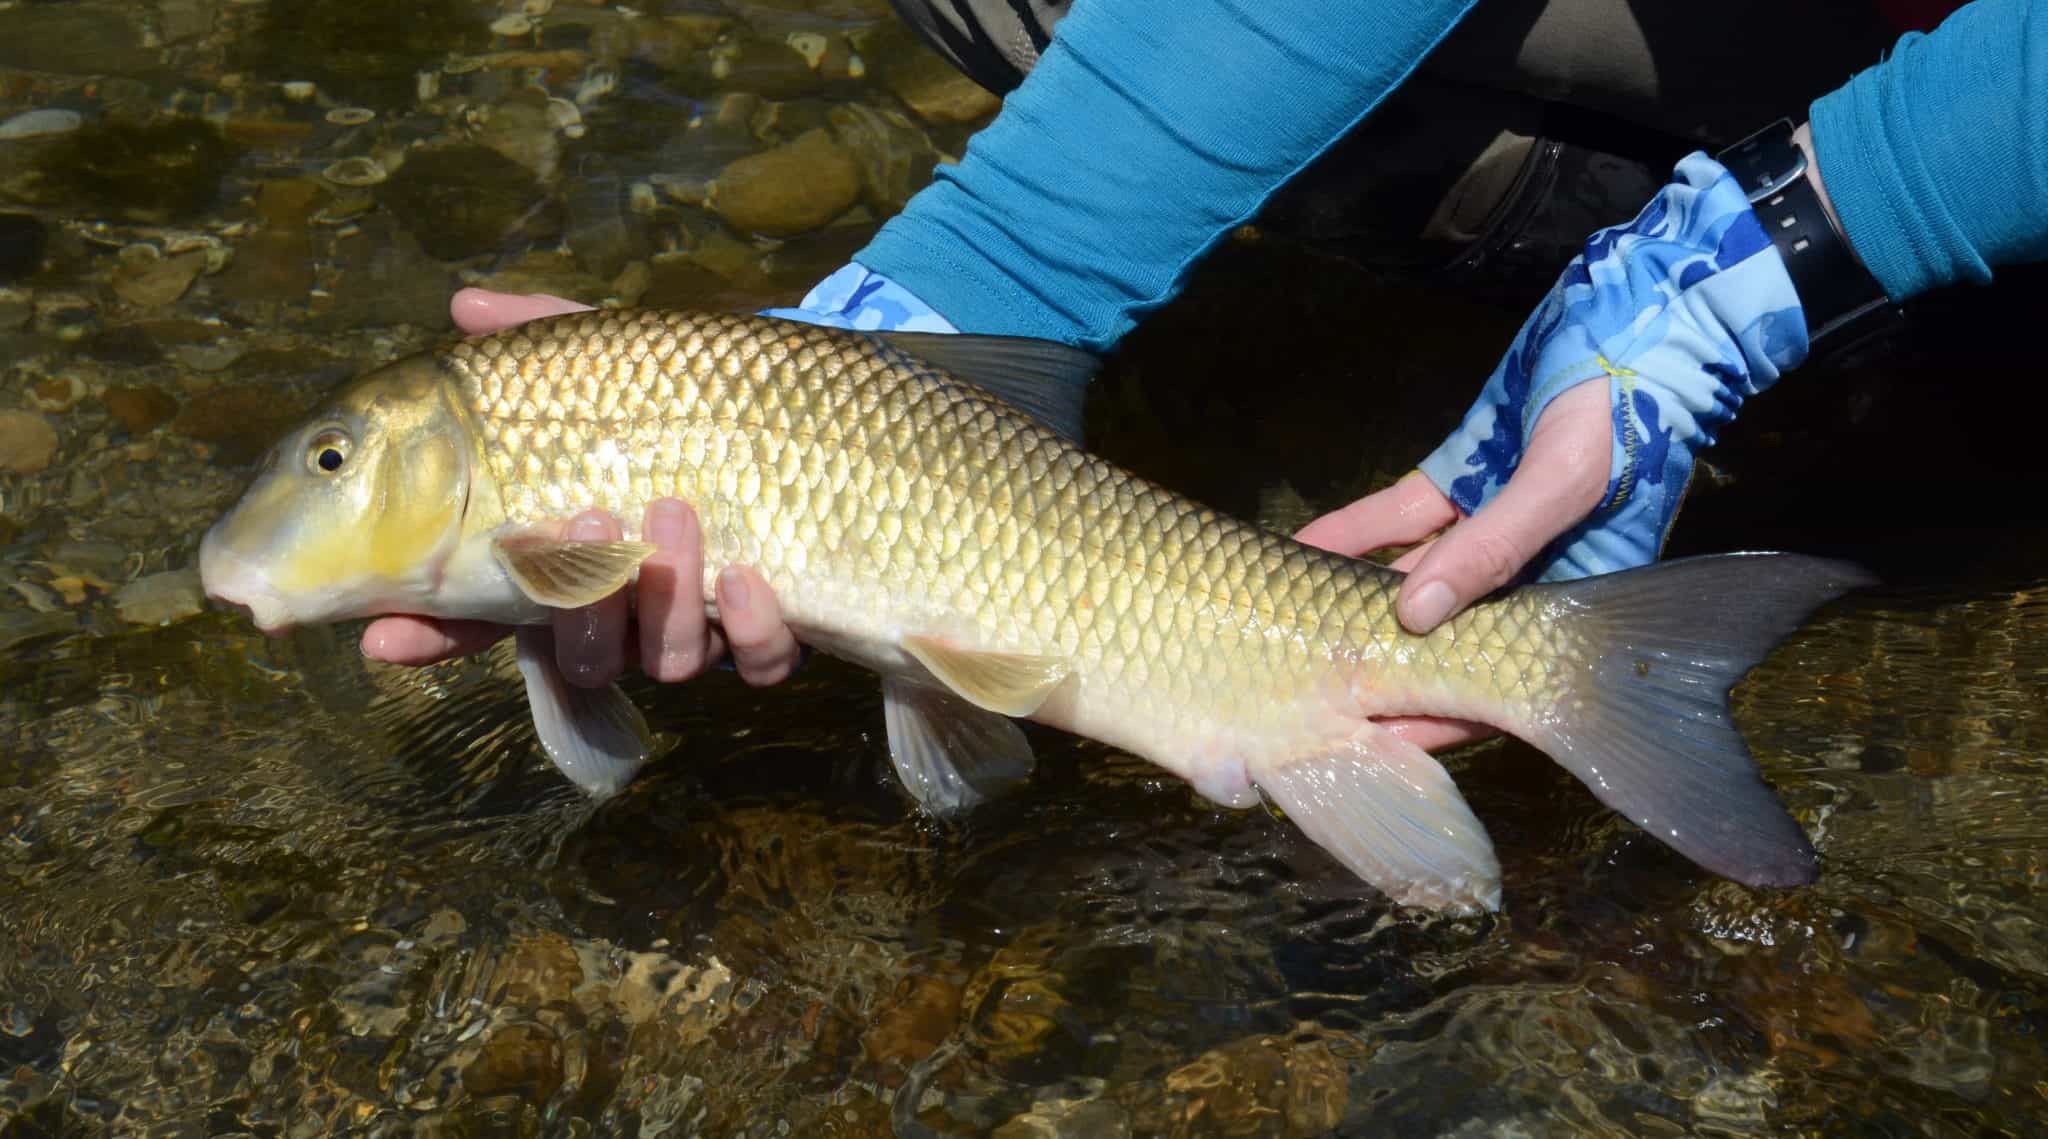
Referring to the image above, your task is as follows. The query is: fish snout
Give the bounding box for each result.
[198,526,296,636]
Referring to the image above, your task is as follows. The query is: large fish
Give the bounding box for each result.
[199,309,1870,912]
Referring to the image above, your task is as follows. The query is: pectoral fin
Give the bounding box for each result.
[882,676,1035,816]
[1250,722,1501,913]
[493,533,656,609]
[901,635,1070,717]
[514,626,653,797]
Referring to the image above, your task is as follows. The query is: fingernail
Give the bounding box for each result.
[717,567,748,610]
[568,512,610,541]
[645,499,688,547]
[1404,581,1457,633]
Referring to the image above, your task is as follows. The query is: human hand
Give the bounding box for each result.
[359,288,801,688]
[1297,152,1812,747]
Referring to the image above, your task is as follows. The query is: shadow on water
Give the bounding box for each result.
[2,2,2047,1136]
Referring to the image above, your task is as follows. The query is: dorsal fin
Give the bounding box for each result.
[871,330,1097,445]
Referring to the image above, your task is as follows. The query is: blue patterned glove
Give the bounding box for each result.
[1417,152,1810,581]
[760,262,959,333]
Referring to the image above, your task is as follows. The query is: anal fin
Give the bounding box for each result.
[882,676,1035,816]
[514,626,653,797]
[494,533,655,608]
[1250,722,1501,913]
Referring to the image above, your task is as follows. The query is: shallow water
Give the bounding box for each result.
[3,2,2047,1137]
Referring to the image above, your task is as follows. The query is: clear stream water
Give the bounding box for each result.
[1,2,2045,1136]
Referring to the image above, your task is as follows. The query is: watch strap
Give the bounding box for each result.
[1717,119,1894,343]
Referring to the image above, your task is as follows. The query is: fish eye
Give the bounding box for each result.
[306,429,352,475]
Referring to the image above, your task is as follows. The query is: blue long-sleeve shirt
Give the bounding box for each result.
[1811,0,2048,302]
[857,0,2045,349]
[857,0,1478,352]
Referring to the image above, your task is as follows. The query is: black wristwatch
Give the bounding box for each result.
[1716,118,1898,347]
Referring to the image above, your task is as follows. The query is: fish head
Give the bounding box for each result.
[200,356,477,633]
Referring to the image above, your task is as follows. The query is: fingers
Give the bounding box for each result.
[553,511,631,687]
[1374,715,1498,753]
[1294,470,1459,558]
[361,616,510,664]
[717,565,803,686]
[450,288,594,337]
[635,498,719,682]
[1397,381,1612,634]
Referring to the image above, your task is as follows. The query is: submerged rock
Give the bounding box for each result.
[376,143,561,261]
[0,110,83,141]
[0,410,59,475]
[309,215,456,331]
[29,119,237,222]
[172,386,316,463]
[101,386,180,435]
[112,249,209,309]
[882,46,1001,125]
[0,6,155,76]
[236,0,481,107]
[113,570,206,627]
[0,214,48,281]
[829,102,938,214]
[709,128,859,237]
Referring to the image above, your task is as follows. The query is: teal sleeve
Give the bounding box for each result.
[853,0,1479,351]
[1809,0,2048,302]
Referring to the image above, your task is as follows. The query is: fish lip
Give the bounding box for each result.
[198,528,297,636]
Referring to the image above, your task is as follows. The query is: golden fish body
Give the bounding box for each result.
[201,310,1870,911]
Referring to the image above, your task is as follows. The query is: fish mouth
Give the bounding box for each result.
[197,530,297,636]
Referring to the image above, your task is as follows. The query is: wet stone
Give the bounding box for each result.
[0,110,83,142]
[112,250,208,309]
[461,1023,564,1102]
[0,215,47,282]
[470,92,561,181]
[0,411,59,475]
[113,570,205,627]
[101,386,180,435]
[215,231,313,306]
[882,46,1002,125]
[564,178,652,280]
[709,128,860,237]
[863,973,963,1073]
[375,143,561,261]
[829,102,938,214]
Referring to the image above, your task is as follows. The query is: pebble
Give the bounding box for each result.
[112,249,208,308]
[0,109,83,141]
[101,385,180,434]
[28,373,86,413]
[113,569,206,627]
[0,410,59,474]
[321,157,387,187]
[709,128,860,237]
[884,48,1001,124]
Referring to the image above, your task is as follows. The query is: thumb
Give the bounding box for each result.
[1397,381,1611,633]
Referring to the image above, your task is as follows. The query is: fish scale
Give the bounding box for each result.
[200,307,1871,912]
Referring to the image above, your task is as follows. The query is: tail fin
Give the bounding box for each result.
[1524,552,1874,887]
